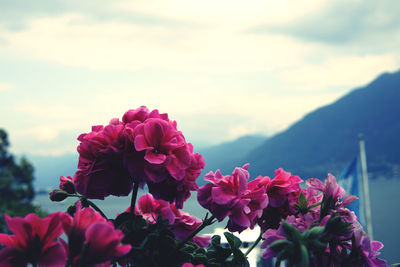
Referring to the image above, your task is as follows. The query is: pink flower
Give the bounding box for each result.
[137,193,176,224]
[197,164,268,232]
[0,212,67,267]
[182,263,205,267]
[169,207,211,248]
[62,202,131,266]
[59,176,75,194]
[264,168,303,208]
[74,119,134,199]
[306,174,357,208]
[83,222,131,265]
[352,224,387,267]
[136,194,210,248]
[73,107,204,208]
[122,106,168,124]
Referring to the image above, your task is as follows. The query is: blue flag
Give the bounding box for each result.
[339,157,365,225]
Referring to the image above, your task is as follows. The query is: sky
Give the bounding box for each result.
[1,0,400,155]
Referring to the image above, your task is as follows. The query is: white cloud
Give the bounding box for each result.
[2,1,400,155]
[279,54,400,91]
[0,82,12,91]
[1,12,319,73]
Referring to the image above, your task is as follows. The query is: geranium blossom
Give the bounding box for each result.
[263,168,303,208]
[73,106,204,208]
[307,174,357,208]
[62,202,131,266]
[74,119,133,199]
[197,164,268,232]
[0,212,66,267]
[134,193,211,248]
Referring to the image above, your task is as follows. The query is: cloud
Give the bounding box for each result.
[251,0,400,46]
[1,13,318,73]
[0,0,188,31]
[279,54,400,91]
[0,82,12,91]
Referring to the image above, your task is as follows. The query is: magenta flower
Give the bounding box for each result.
[59,175,75,194]
[74,119,134,199]
[351,225,388,267]
[182,264,205,267]
[264,168,303,208]
[83,222,131,265]
[122,106,169,124]
[73,107,203,208]
[0,212,67,267]
[137,193,176,224]
[307,174,357,208]
[182,263,205,267]
[135,194,210,247]
[169,207,211,248]
[197,164,268,232]
[62,202,131,266]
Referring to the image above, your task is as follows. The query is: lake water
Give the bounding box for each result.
[35,179,400,264]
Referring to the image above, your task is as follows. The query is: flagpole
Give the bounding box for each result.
[359,134,373,240]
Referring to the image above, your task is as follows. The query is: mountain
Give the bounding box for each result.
[198,135,267,178]
[245,71,400,180]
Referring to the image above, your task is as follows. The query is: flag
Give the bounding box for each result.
[339,157,365,225]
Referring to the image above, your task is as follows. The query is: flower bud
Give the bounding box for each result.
[59,176,76,194]
[49,190,69,202]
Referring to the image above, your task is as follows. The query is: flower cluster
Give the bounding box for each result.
[197,164,268,232]
[0,106,389,267]
[131,193,211,248]
[0,203,130,266]
[73,106,204,208]
[259,173,387,267]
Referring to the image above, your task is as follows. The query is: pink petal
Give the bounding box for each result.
[4,215,32,248]
[38,242,67,267]
[145,150,166,164]
[211,187,235,205]
[134,135,150,151]
[0,235,19,248]
[306,178,325,191]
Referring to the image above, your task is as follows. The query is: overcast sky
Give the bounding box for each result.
[1,0,400,155]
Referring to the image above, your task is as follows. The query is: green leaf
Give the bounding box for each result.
[268,239,291,252]
[304,226,324,240]
[299,244,309,267]
[298,192,308,211]
[281,221,302,242]
[224,232,242,249]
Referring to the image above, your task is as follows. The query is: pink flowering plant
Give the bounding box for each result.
[0,106,389,266]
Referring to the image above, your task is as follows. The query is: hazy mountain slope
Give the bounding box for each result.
[246,71,400,179]
[198,134,267,174]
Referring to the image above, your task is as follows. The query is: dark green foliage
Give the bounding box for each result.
[269,222,327,267]
[113,212,250,267]
[0,129,45,232]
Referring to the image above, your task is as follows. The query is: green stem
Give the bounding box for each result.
[177,213,216,249]
[83,198,108,220]
[308,201,322,210]
[244,230,264,257]
[130,183,139,215]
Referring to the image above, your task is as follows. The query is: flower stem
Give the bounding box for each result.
[308,201,322,209]
[177,213,216,249]
[130,183,139,215]
[244,229,264,257]
[83,198,108,220]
